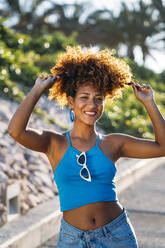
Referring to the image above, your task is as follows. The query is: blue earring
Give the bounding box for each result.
[97,112,108,125]
[69,109,75,122]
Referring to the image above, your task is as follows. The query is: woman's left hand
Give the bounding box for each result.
[130,81,154,104]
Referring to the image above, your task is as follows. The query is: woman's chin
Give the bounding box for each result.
[82,119,97,126]
[76,116,99,126]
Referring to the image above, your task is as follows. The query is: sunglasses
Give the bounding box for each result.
[76,152,91,182]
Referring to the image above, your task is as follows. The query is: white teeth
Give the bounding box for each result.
[85,112,96,116]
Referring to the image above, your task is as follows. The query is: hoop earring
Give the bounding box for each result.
[69,109,75,122]
[97,112,108,125]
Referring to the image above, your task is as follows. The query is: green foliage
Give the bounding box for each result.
[0,18,77,101]
[0,68,25,103]
[23,31,77,55]
[127,59,156,82]
[127,59,165,94]
[100,88,155,139]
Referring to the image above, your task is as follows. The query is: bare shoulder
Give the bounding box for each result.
[98,133,124,163]
[46,131,69,172]
[100,133,124,150]
[48,130,67,153]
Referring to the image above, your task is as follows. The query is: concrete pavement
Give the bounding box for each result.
[119,163,165,248]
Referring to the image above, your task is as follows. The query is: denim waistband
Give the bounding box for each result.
[60,207,128,238]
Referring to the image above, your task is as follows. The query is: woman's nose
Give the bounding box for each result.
[88,99,97,106]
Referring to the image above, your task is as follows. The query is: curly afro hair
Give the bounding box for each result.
[48,46,132,107]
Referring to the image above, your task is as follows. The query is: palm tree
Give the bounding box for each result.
[151,0,165,46]
[0,0,161,63]
[115,1,159,62]
[0,0,88,35]
[48,2,89,35]
[0,0,59,34]
[152,0,165,22]
[79,9,123,49]
[75,1,159,63]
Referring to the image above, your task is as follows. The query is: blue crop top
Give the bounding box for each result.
[54,131,118,212]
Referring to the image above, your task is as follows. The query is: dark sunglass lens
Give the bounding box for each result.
[78,154,85,164]
[81,168,89,179]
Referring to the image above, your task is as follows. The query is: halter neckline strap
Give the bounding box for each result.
[66,131,100,150]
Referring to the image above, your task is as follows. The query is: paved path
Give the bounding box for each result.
[41,162,165,248]
[119,163,165,248]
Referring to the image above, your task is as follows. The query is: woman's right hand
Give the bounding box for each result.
[34,73,57,91]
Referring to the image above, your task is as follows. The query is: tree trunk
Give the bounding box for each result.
[127,46,135,60]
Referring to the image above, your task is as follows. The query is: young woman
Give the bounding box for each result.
[8,46,165,248]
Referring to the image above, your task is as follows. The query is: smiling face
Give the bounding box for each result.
[68,83,104,126]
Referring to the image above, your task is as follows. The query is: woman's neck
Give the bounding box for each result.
[70,121,97,140]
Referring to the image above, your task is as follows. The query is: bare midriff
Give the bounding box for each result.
[63,201,124,231]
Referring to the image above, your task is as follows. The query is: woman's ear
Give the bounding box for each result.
[68,96,74,109]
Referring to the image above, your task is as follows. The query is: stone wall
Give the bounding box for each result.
[0,96,71,225]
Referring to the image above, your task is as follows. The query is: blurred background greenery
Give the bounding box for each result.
[0,0,165,138]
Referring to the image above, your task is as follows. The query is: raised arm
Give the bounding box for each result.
[8,74,58,154]
[112,82,165,159]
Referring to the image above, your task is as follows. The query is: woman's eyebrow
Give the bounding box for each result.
[79,92,102,96]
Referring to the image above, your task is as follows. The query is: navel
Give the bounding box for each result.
[92,218,96,223]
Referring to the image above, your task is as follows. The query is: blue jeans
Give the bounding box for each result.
[57,208,139,248]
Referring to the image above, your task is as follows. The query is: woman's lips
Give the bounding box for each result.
[84,111,97,116]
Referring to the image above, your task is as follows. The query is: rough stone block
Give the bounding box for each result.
[7,181,20,222]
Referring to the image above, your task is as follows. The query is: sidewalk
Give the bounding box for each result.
[0,156,164,248]
[119,162,165,248]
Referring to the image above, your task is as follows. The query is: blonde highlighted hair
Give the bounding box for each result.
[48,46,132,107]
